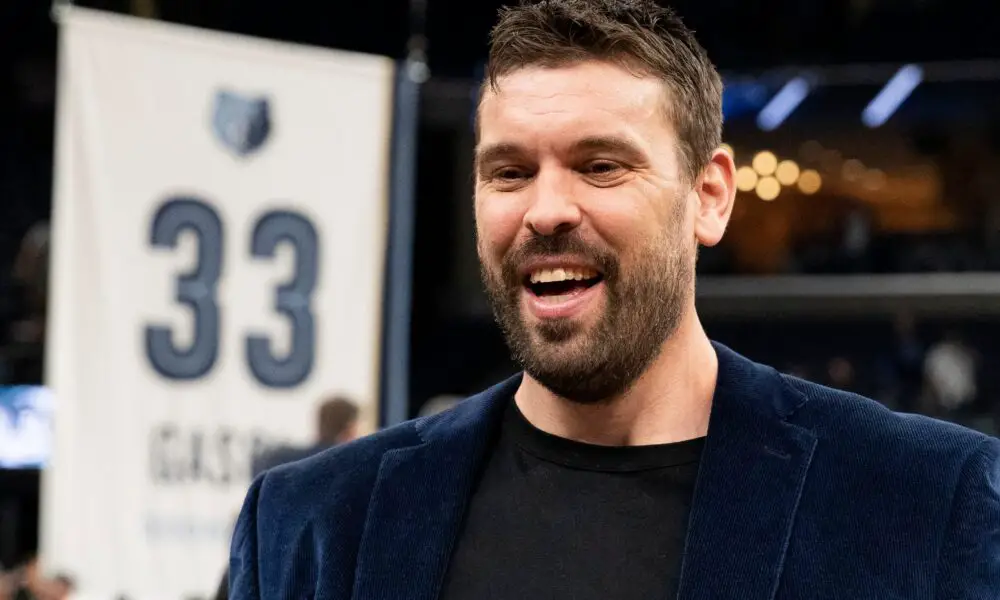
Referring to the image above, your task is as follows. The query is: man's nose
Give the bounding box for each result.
[523,170,582,236]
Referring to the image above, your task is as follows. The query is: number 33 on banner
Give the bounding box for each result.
[144,196,319,389]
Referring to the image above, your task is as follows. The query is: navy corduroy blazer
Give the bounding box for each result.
[229,343,1000,599]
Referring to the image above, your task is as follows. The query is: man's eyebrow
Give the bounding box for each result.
[473,135,647,172]
[571,135,646,161]
[474,142,526,172]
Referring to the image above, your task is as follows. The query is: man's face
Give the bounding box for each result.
[475,61,699,403]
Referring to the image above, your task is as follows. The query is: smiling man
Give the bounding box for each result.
[228,2,1000,599]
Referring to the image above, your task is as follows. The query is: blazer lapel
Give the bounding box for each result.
[350,376,518,600]
[677,344,818,600]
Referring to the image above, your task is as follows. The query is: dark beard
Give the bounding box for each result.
[481,225,692,404]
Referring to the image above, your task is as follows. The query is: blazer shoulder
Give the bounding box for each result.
[256,418,424,518]
[254,380,514,521]
[231,388,510,599]
[781,373,991,465]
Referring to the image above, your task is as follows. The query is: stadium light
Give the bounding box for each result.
[756,77,810,132]
[862,64,923,128]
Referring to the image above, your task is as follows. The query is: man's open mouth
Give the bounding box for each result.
[524,267,604,297]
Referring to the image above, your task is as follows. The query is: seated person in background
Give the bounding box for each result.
[252,395,360,477]
[4,222,49,385]
[216,396,361,600]
[5,557,73,600]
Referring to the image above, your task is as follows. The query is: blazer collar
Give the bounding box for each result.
[350,375,518,600]
[676,343,818,600]
[352,344,817,600]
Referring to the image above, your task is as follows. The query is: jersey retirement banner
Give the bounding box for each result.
[42,8,394,598]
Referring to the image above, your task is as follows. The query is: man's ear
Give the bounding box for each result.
[693,148,737,247]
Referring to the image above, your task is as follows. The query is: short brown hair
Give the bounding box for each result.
[317,396,359,444]
[484,0,723,182]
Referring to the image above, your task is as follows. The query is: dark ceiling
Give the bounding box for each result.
[4,0,1000,80]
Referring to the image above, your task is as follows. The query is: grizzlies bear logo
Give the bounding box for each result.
[211,90,272,157]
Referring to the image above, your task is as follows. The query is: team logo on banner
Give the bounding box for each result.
[211,90,272,157]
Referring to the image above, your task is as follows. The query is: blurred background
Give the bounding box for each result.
[3,0,1000,597]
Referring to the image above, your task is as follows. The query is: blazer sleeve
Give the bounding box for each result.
[228,474,266,600]
[936,437,1000,599]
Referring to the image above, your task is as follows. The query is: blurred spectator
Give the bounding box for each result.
[215,395,361,600]
[418,394,462,418]
[838,204,873,273]
[3,558,72,600]
[251,395,360,476]
[825,357,856,393]
[1,569,11,600]
[923,331,978,417]
[48,575,73,600]
[784,363,812,381]
[11,223,48,327]
[891,311,926,413]
[3,223,49,385]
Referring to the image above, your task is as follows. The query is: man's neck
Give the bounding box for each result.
[513,311,718,447]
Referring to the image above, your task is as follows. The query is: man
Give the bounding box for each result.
[3,222,49,385]
[229,2,1000,598]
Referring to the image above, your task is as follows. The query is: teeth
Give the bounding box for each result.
[529,267,598,284]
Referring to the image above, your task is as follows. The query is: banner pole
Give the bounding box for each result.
[50,0,72,23]
[379,1,428,427]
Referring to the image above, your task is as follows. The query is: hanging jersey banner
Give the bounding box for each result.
[42,8,394,598]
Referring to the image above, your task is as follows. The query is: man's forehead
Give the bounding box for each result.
[477,62,669,141]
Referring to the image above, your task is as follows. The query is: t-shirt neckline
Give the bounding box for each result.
[507,401,706,473]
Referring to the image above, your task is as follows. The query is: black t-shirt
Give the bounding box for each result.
[439,401,704,600]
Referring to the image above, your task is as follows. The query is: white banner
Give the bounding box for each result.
[42,8,394,598]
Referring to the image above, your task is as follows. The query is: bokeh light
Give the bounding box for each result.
[756,176,781,201]
[776,160,801,186]
[736,166,759,192]
[798,169,823,195]
[752,151,778,176]
[842,159,865,182]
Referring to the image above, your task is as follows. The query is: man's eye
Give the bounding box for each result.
[494,167,528,180]
[585,160,621,175]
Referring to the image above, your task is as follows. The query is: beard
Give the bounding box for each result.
[480,207,693,404]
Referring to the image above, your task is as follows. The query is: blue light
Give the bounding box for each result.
[862,64,923,128]
[756,77,810,132]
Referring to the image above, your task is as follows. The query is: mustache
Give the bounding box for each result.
[500,232,619,287]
